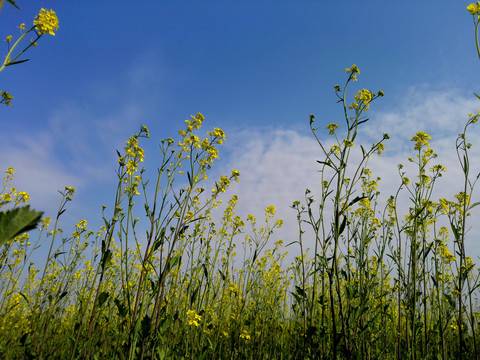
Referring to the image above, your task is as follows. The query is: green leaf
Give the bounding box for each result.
[338,215,347,236]
[141,314,151,338]
[202,263,208,279]
[449,219,460,242]
[101,249,112,271]
[5,59,30,67]
[98,291,109,307]
[190,286,199,305]
[7,0,20,9]
[114,297,127,318]
[469,201,480,210]
[218,269,226,281]
[348,195,366,208]
[0,206,43,246]
[167,255,181,271]
[317,160,334,169]
[58,291,68,301]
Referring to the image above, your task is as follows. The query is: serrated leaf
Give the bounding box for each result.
[0,206,43,245]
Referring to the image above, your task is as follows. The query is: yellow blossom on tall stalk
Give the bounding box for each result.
[1,7,59,106]
[33,9,59,36]
[467,2,480,16]
[411,131,431,150]
[326,123,340,135]
[345,64,360,81]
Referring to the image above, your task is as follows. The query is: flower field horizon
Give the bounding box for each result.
[3,2,480,359]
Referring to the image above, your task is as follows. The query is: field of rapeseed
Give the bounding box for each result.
[2,3,480,360]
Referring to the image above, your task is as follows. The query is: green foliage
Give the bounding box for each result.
[0,205,43,245]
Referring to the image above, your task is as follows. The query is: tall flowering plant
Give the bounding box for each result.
[0,6,59,245]
[1,7,59,105]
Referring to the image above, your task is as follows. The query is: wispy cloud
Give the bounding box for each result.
[214,87,480,259]
[0,53,164,224]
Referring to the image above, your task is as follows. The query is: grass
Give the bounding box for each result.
[1,70,480,360]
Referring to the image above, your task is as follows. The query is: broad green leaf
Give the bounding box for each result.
[0,206,43,246]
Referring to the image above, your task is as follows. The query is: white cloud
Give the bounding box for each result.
[0,53,162,226]
[0,131,83,217]
[214,87,480,261]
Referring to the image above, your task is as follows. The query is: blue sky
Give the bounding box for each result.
[2,1,480,260]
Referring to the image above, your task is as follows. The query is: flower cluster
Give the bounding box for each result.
[345,64,360,81]
[349,89,372,111]
[1,91,13,106]
[33,9,59,36]
[326,123,340,135]
[468,2,480,16]
[411,131,431,151]
[187,309,202,327]
[1,8,60,107]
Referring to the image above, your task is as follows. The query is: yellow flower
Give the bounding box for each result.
[357,89,372,104]
[186,309,202,327]
[34,9,59,36]
[265,205,276,216]
[240,329,251,340]
[330,144,340,155]
[467,2,480,15]
[343,139,354,147]
[5,35,12,43]
[351,89,372,110]
[18,23,26,31]
[231,169,240,182]
[345,64,360,81]
[345,64,360,74]
[411,131,431,150]
[326,123,340,135]
[1,91,14,106]
[377,142,385,155]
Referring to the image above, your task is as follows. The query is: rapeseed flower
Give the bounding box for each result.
[34,9,59,36]
[326,123,339,135]
[186,309,202,327]
[1,91,13,106]
[265,205,276,216]
[411,131,431,150]
[467,2,480,15]
[240,329,251,340]
[345,64,360,80]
